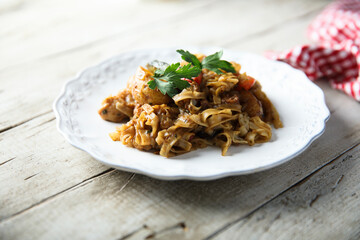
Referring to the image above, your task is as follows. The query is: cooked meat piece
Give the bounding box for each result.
[98,95,128,123]
[250,82,283,128]
[238,89,263,117]
[222,91,240,104]
[98,89,135,122]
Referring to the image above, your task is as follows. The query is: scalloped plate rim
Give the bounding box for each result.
[53,47,330,180]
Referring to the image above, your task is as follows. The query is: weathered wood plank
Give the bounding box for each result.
[0,0,328,70]
[228,6,321,52]
[0,82,359,239]
[211,144,360,240]
[0,112,113,219]
[0,0,28,14]
[0,0,215,69]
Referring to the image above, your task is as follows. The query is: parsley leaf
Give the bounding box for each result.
[175,62,202,79]
[147,63,201,97]
[177,49,236,74]
[176,49,202,68]
[148,78,179,97]
[201,50,236,74]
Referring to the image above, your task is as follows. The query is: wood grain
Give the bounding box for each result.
[0,112,111,219]
[0,0,328,70]
[211,144,360,240]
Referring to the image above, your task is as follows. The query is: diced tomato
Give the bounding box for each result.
[193,73,203,85]
[236,75,255,91]
[182,73,203,85]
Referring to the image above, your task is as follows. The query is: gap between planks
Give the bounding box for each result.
[0,109,53,133]
[117,221,187,240]
[202,142,360,240]
[0,157,16,167]
[0,168,115,223]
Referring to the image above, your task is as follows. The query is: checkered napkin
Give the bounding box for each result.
[266,0,360,101]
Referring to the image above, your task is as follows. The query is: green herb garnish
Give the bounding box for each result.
[147,49,235,97]
[177,49,236,74]
[176,50,202,68]
[147,62,201,97]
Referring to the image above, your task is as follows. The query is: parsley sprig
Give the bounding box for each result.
[147,63,201,97]
[177,49,236,74]
[147,49,236,97]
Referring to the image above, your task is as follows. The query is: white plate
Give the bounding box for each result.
[53,47,330,180]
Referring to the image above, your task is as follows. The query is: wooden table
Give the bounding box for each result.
[1,0,360,239]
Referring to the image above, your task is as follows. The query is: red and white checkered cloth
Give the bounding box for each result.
[266,0,360,101]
